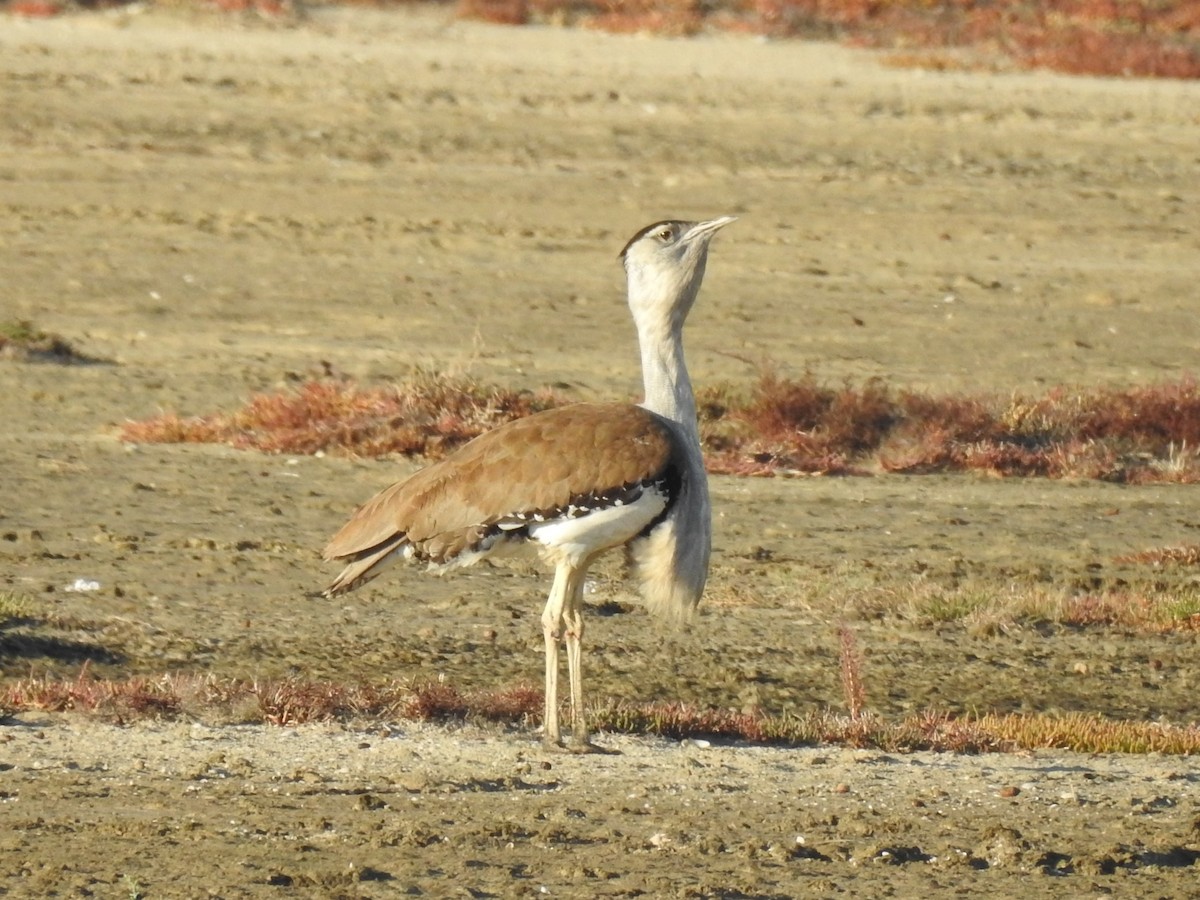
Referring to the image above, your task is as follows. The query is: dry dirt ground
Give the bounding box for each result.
[2,5,1199,897]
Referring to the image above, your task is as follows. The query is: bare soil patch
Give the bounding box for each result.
[1,7,1198,896]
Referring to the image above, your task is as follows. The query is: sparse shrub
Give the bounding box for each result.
[909,587,993,624]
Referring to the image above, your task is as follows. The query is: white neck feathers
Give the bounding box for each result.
[637,322,699,441]
[627,253,707,443]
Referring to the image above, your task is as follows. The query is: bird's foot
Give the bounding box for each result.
[566,734,620,755]
[538,733,617,754]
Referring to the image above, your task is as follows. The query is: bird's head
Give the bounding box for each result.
[620,216,736,331]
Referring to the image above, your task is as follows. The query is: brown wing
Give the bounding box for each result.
[323,402,679,566]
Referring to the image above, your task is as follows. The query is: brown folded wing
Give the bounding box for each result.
[323,402,679,568]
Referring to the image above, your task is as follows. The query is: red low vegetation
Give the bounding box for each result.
[1058,589,1200,631]
[4,0,62,15]
[4,0,1195,79]
[452,0,1200,79]
[120,371,1200,484]
[704,371,1200,482]
[6,670,1199,753]
[120,374,559,459]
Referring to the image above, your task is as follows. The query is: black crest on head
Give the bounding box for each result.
[619,221,687,261]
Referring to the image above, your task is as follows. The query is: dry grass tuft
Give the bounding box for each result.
[1116,544,1200,568]
[0,590,35,622]
[972,710,1200,755]
[590,703,1200,755]
[837,623,866,720]
[861,579,1200,634]
[596,701,777,743]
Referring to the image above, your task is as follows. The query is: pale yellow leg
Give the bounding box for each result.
[563,563,592,750]
[540,564,571,747]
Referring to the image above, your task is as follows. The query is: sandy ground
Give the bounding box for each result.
[1,5,1199,896]
[2,717,1198,897]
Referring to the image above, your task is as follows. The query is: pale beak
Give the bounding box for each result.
[684,216,737,243]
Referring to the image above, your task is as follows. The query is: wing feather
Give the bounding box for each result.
[323,402,679,569]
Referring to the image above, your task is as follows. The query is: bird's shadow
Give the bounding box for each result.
[0,618,125,669]
[587,599,636,617]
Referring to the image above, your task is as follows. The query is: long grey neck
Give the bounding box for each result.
[638,320,700,448]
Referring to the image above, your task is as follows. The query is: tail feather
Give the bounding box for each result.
[323,534,409,597]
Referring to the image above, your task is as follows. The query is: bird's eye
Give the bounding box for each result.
[656,226,673,242]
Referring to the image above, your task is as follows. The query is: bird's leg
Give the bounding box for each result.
[563,566,590,750]
[540,564,572,748]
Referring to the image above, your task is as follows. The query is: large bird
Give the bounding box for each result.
[323,216,735,749]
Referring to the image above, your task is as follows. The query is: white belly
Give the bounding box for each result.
[527,485,668,567]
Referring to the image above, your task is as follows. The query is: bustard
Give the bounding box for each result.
[323,216,735,749]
